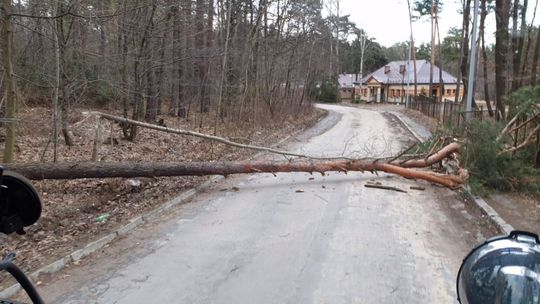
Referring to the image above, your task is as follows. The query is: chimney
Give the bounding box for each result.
[384,66,391,74]
[399,65,406,74]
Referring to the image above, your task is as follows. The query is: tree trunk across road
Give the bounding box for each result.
[36,105,493,304]
[6,142,466,188]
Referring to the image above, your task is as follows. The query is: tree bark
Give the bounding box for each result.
[436,19,444,102]
[52,4,60,161]
[522,0,538,82]
[1,0,17,163]
[531,17,540,85]
[216,1,232,125]
[128,2,157,140]
[195,0,208,114]
[495,0,510,121]
[480,0,494,116]
[517,0,529,87]
[56,1,74,146]
[460,0,472,103]
[510,0,519,92]
[5,159,468,188]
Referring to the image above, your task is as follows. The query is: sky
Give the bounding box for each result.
[339,0,509,47]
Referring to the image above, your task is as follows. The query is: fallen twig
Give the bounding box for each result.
[386,143,418,164]
[364,184,407,193]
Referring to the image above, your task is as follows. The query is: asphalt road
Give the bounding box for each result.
[40,104,493,304]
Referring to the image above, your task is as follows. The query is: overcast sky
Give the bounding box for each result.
[339,0,528,47]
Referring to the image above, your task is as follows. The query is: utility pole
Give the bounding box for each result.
[406,0,413,107]
[358,30,369,96]
[406,0,418,104]
[466,0,480,122]
[429,0,437,100]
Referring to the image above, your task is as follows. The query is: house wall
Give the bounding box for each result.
[357,84,464,103]
[339,88,354,100]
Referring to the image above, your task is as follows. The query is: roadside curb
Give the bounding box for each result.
[389,110,514,235]
[462,187,514,235]
[0,177,217,299]
[386,110,425,143]
[0,110,328,299]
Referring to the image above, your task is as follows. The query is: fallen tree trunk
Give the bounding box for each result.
[7,110,469,188]
[5,160,468,188]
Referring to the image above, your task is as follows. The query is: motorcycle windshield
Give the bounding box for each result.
[459,239,540,304]
[493,266,540,304]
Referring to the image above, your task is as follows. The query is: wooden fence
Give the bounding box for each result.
[407,96,488,129]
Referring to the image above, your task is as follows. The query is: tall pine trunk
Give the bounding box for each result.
[495,0,511,120]
[459,0,472,103]
[530,25,540,85]
[510,0,522,93]
[480,0,494,116]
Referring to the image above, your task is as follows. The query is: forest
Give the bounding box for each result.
[0,0,539,164]
[0,0,346,163]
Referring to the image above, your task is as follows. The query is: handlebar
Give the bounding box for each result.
[0,253,44,304]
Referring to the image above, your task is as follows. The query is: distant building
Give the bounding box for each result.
[337,74,361,100]
[338,60,463,103]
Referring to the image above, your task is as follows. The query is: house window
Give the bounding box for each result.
[364,89,368,97]
[452,89,456,95]
[399,65,406,74]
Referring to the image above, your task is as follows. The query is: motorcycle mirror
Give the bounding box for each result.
[0,168,42,235]
[457,231,540,304]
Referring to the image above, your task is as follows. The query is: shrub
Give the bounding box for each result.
[463,120,540,193]
[315,77,338,103]
[506,85,540,118]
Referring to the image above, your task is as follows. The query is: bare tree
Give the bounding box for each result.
[1,0,16,162]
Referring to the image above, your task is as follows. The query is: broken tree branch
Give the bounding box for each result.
[396,142,461,168]
[500,124,540,154]
[498,113,522,141]
[85,111,368,161]
[386,143,418,164]
[507,113,540,134]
